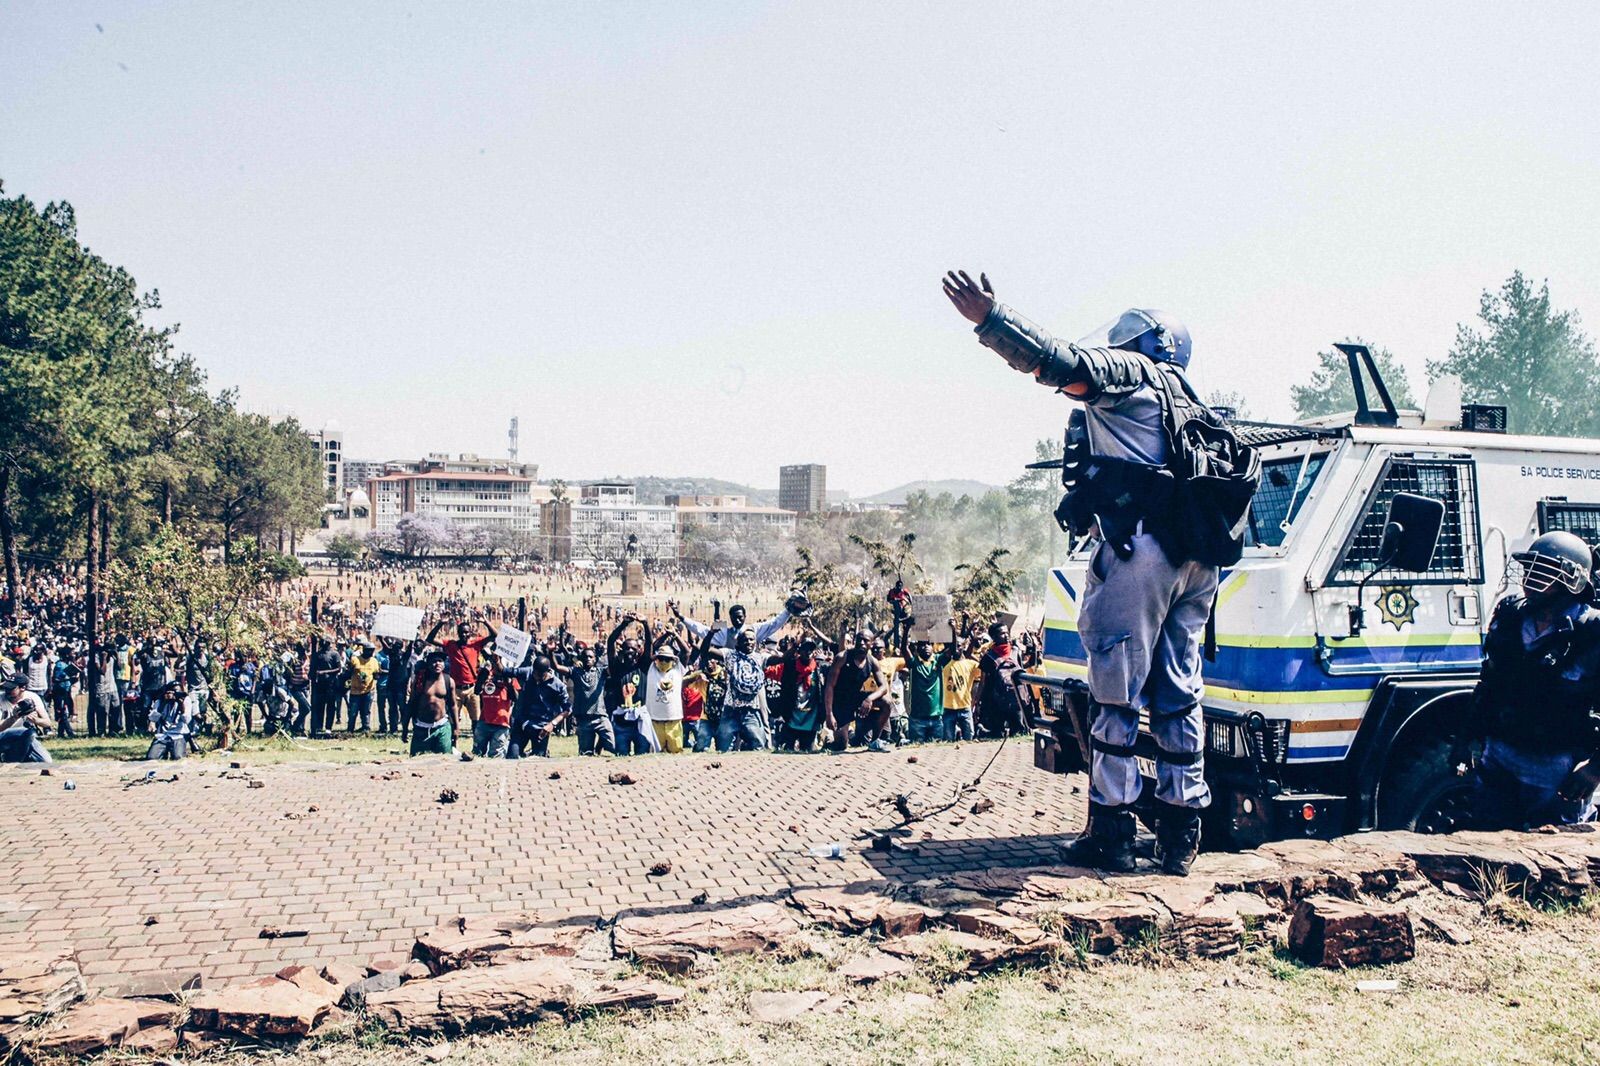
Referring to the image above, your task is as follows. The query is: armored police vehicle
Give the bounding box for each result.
[1029,346,1600,848]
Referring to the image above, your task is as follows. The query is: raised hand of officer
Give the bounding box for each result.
[942,270,995,325]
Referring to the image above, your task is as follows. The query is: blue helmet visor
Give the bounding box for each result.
[1076,308,1191,368]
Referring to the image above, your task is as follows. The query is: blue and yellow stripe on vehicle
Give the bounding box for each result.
[1041,569,1482,763]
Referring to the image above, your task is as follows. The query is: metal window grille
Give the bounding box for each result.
[1245,453,1327,548]
[1537,500,1600,553]
[1329,456,1483,586]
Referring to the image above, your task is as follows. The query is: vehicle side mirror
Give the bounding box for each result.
[1377,492,1445,574]
[1349,492,1445,636]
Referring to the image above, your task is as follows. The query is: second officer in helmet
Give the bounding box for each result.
[1458,530,1600,828]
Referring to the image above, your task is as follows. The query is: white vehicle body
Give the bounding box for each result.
[1033,416,1600,843]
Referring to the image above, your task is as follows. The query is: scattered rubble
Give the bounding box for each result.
[187,970,339,1038]
[99,968,202,1001]
[790,884,938,937]
[837,951,914,984]
[33,997,178,1055]
[608,771,636,785]
[0,949,87,1029]
[7,825,1599,1055]
[412,915,589,973]
[438,788,459,804]
[614,901,806,960]
[1288,895,1415,968]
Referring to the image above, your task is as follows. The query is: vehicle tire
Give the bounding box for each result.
[1377,735,1477,833]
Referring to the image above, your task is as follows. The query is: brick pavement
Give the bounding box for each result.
[0,741,1083,988]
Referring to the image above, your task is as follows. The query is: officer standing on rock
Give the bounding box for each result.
[1458,531,1600,828]
[944,270,1256,876]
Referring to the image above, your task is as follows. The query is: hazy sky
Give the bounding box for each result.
[4,2,1598,495]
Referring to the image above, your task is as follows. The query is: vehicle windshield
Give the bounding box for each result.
[1246,452,1327,548]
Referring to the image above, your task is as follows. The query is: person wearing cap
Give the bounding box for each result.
[1457,531,1600,828]
[146,679,194,761]
[644,636,690,754]
[0,676,53,763]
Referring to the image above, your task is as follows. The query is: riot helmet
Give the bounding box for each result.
[1511,531,1594,599]
[1076,308,1192,368]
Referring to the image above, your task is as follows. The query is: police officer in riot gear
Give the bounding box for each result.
[1457,530,1600,828]
[944,270,1220,875]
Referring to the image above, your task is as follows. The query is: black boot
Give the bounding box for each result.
[1060,802,1136,873]
[1155,803,1203,877]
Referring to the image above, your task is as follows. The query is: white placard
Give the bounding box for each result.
[908,594,954,642]
[495,624,533,668]
[370,604,425,641]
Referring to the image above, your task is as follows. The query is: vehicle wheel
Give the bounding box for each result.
[1377,736,1477,833]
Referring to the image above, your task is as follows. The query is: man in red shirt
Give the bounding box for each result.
[473,662,516,758]
[426,616,498,733]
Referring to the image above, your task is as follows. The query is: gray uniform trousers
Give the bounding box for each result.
[1078,533,1217,809]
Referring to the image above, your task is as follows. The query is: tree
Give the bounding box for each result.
[950,548,1024,622]
[325,532,364,566]
[1428,271,1600,437]
[849,531,922,584]
[792,546,875,637]
[1290,340,1416,421]
[0,186,158,616]
[1205,390,1253,420]
[394,514,450,558]
[0,182,324,629]
[105,527,303,746]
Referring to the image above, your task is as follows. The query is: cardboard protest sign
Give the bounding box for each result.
[495,623,533,668]
[908,594,955,643]
[370,604,424,641]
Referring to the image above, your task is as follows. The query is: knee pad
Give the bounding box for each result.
[1148,703,1203,763]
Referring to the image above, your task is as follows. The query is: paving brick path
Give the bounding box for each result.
[0,742,1082,987]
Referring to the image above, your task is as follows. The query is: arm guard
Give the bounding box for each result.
[975,304,1149,399]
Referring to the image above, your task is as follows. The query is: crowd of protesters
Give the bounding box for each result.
[0,561,1042,764]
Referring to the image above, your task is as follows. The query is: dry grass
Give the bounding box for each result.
[285,899,1600,1066]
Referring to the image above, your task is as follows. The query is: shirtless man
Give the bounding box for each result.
[408,651,458,756]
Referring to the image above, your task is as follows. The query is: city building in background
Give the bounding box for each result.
[341,458,387,494]
[304,424,344,494]
[669,494,797,537]
[369,470,540,536]
[542,482,678,564]
[778,463,826,514]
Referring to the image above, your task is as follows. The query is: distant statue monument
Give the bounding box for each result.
[621,534,644,597]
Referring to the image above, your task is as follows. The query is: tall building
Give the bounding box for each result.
[305,424,344,494]
[779,464,826,514]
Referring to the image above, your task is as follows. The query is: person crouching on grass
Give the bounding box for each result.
[509,657,571,758]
